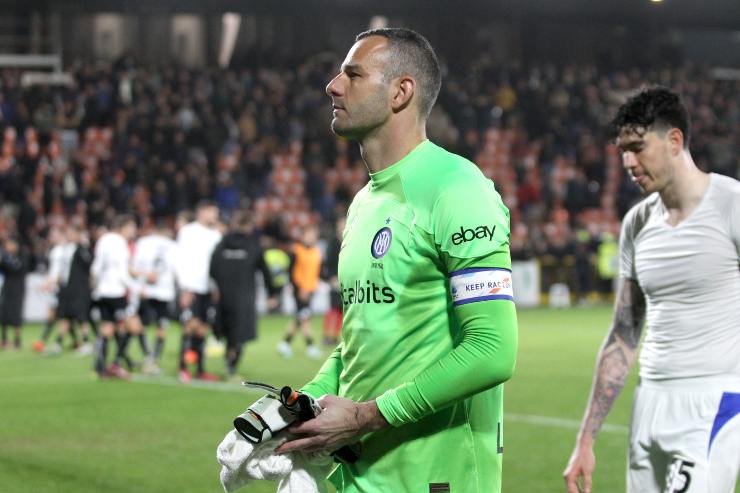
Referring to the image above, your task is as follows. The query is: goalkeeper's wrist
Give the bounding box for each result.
[357,400,390,434]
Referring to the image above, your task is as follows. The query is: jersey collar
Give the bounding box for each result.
[369,139,431,188]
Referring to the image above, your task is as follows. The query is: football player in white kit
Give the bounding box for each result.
[564,88,740,493]
[91,215,138,379]
[174,201,222,382]
[132,220,177,374]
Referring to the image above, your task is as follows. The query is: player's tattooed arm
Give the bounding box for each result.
[579,278,646,443]
[564,282,645,493]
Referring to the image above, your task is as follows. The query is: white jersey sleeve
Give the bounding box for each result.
[47,244,65,284]
[174,228,186,289]
[619,209,636,280]
[59,244,76,285]
[724,179,740,258]
[91,240,104,284]
[619,193,658,280]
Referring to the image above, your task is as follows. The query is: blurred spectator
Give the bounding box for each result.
[0,57,738,299]
[0,235,30,349]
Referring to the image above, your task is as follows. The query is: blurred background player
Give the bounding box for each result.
[174,201,222,382]
[48,226,78,354]
[564,88,740,493]
[132,220,177,374]
[54,224,95,356]
[0,235,29,350]
[209,211,275,380]
[34,226,68,353]
[262,235,291,314]
[174,211,191,237]
[277,224,322,359]
[321,216,345,346]
[112,225,146,372]
[90,215,138,379]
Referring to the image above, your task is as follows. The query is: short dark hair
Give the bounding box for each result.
[229,210,252,231]
[609,87,691,148]
[196,200,217,211]
[154,218,170,231]
[356,28,441,119]
[111,214,136,230]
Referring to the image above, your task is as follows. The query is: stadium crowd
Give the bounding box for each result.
[0,54,739,349]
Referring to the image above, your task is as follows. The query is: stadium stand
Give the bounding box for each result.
[0,59,738,296]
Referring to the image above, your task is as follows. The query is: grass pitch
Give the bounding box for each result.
[0,307,736,492]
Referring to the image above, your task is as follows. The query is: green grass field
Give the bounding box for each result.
[0,307,737,492]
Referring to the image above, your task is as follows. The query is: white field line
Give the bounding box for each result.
[505,413,628,434]
[128,374,630,434]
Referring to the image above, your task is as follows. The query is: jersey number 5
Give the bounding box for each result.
[668,459,695,493]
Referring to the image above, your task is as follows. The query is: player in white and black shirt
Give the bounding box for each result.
[90,215,138,379]
[174,201,222,382]
[133,220,177,373]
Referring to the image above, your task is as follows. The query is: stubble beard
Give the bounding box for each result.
[330,88,388,141]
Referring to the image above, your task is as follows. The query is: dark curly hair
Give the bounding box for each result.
[609,87,691,149]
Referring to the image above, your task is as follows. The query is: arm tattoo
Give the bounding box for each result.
[583,279,646,440]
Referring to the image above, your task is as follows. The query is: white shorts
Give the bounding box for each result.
[628,377,740,493]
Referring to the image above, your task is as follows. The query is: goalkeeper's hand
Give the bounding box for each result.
[274,395,388,456]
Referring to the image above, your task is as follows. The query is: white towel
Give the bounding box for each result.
[217,429,333,493]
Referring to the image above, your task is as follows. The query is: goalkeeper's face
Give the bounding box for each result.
[326,36,394,140]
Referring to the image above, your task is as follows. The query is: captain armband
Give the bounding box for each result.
[449,268,514,306]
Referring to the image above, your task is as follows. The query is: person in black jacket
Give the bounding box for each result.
[0,236,29,350]
[209,211,275,378]
[56,225,95,355]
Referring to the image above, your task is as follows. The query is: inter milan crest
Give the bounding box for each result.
[371,227,392,259]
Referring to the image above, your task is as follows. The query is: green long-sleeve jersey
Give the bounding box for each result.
[302,139,518,493]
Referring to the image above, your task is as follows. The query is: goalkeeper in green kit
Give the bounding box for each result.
[275,28,518,493]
